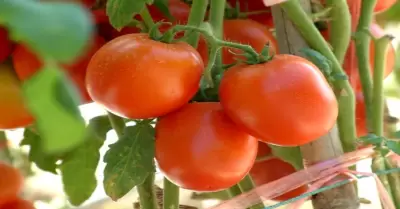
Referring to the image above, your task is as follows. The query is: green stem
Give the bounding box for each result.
[184,0,209,47]
[280,0,356,152]
[138,173,159,209]
[140,7,160,35]
[372,36,393,135]
[237,175,264,209]
[371,155,394,205]
[384,158,400,208]
[107,112,125,137]
[163,178,179,209]
[226,185,242,198]
[324,0,351,64]
[208,0,225,75]
[355,0,376,133]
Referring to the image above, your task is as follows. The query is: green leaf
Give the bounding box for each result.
[269,145,304,170]
[359,134,384,145]
[103,123,155,201]
[22,65,86,154]
[89,115,113,139]
[153,0,174,21]
[385,140,400,155]
[299,47,333,79]
[0,0,94,63]
[20,129,59,174]
[106,0,154,30]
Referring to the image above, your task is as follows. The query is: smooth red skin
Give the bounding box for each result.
[227,0,274,28]
[155,102,258,191]
[0,27,12,62]
[197,19,278,65]
[12,36,105,104]
[0,64,34,130]
[0,199,35,209]
[0,163,24,205]
[374,0,396,12]
[356,92,368,137]
[86,33,204,119]
[219,55,338,146]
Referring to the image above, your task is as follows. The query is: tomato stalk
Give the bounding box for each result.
[226,185,242,197]
[184,0,209,47]
[140,7,161,35]
[384,158,400,208]
[354,0,376,132]
[280,0,356,153]
[163,178,179,209]
[208,0,225,75]
[324,0,351,64]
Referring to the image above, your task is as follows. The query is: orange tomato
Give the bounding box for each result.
[0,198,35,209]
[0,163,24,205]
[155,102,258,191]
[86,33,204,119]
[197,19,277,65]
[219,54,338,146]
[0,63,34,130]
[374,0,396,12]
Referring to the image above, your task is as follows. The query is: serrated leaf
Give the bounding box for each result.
[22,65,86,154]
[269,145,303,170]
[0,0,94,63]
[386,140,400,155]
[106,0,154,30]
[103,123,155,201]
[153,0,174,21]
[20,129,59,173]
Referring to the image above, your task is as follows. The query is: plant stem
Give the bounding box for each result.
[384,158,400,208]
[107,112,125,137]
[140,7,160,35]
[372,155,394,204]
[372,36,392,135]
[237,175,264,209]
[354,0,376,132]
[324,0,351,64]
[208,0,225,75]
[280,0,356,153]
[138,173,159,209]
[163,178,179,209]
[184,0,209,47]
[226,185,242,197]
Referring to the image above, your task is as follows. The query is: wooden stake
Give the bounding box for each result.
[271,1,360,208]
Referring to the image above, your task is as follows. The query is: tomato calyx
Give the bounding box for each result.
[148,21,176,43]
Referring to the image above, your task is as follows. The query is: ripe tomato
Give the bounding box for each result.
[147,0,190,25]
[86,33,204,119]
[219,55,338,146]
[197,19,278,65]
[0,198,35,209]
[12,36,105,104]
[0,63,34,130]
[355,91,368,137]
[374,0,396,12]
[251,142,308,201]
[227,0,274,28]
[0,27,12,62]
[0,163,24,205]
[155,102,258,191]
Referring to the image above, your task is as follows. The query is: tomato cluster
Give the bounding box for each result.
[0,163,35,209]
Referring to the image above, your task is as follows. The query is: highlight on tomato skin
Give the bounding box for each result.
[86,33,204,119]
[197,19,278,65]
[0,63,34,130]
[0,27,13,63]
[155,102,258,192]
[250,143,308,201]
[219,54,338,146]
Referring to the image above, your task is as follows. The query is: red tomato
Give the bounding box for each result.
[219,55,338,146]
[355,91,368,137]
[81,0,96,8]
[227,0,274,28]
[86,33,204,119]
[12,36,105,104]
[147,0,190,25]
[250,143,308,201]
[0,63,34,130]
[0,163,24,205]
[0,27,12,62]
[197,19,278,65]
[0,198,35,209]
[374,0,396,12]
[155,102,258,191]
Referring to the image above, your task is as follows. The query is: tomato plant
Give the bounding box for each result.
[155,102,258,191]
[0,63,34,130]
[0,198,35,209]
[250,143,308,201]
[226,0,274,28]
[0,27,12,63]
[219,54,338,146]
[197,19,278,65]
[0,163,23,205]
[86,33,204,119]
